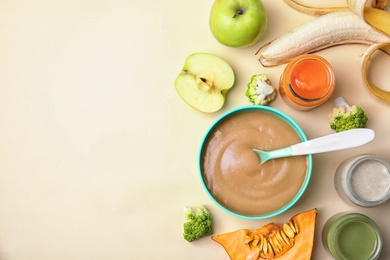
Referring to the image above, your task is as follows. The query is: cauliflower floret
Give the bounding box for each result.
[245,74,276,105]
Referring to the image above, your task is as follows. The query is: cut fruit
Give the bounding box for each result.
[174,53,235,113]
[212,208,318,260]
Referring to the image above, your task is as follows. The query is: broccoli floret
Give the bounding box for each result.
[183,205,212,242]
[245,74,276,105]
[328,97,368,133]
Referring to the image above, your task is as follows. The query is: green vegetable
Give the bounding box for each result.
[183,205,212,242]
[328,97,368,133]
[245,74,276,105]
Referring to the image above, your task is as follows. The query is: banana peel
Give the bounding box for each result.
[257,0,390,103]
[362,43,390,103]
[372,0,388,9]
[364,6,390,37]
[282,0,388,15]
[281,0,348,15]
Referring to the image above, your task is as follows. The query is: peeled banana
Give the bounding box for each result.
[256,0,390,67]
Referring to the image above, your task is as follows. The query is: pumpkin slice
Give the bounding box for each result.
[212,208,318,260]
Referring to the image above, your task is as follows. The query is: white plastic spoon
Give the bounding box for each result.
[253,128,375,164]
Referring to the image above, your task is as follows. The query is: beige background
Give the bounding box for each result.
[0,0,389,259]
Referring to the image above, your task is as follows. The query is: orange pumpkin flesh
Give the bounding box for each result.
[212,208,318,260]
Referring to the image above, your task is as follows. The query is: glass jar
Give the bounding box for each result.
[322,212,383,260]
[334,154,390,207]
[279,54,336,110]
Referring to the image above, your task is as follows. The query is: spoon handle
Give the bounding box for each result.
[291,128,375,156]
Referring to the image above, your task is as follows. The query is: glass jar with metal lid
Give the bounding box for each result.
[334,154,390,207]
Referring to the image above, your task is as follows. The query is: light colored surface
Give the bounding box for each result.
[0,0,389,259]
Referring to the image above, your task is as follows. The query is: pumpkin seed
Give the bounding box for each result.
[272,236,283,253]
[244,234,253,244]
[289,220,298,234]
[280,229,291,245]
[267,242,275,257]
[283,223,295,238]
[262,238,268,254]
[251,235,260,246]
[275,230,286,247]
[258,234,264,250]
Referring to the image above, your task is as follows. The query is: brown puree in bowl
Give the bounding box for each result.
[201,110,308,216]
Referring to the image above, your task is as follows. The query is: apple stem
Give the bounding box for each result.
[232,9,244,18]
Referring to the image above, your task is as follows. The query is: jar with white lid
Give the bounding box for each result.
[334,154,390,207]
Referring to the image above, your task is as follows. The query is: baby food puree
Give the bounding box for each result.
[351,159,390,201]
[290,59,330,99]
[322,213,383,260]
[335,155,390,207]
[201,110,308,216]
[279,54,335,110]
[336,220,377,259]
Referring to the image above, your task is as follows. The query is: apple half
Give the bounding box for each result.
[174,53,235,113]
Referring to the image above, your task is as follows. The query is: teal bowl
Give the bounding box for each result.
[198,105,312,220]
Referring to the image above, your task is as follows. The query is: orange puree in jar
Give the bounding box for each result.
[279,54,336,110]
[290,59,331,100]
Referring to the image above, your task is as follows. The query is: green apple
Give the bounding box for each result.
[174,53,235,113]
[209,0,267,48]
